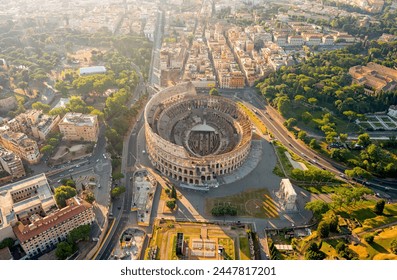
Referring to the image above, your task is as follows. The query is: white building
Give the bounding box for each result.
[0,174,57,240]
[388,105,397,118]
[79,66,107,76]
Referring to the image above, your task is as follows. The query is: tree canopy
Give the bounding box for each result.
[54,186,77,208]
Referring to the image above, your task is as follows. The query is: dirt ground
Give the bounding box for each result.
[50,143,92,165]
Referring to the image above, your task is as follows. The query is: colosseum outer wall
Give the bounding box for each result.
[144,83,252,186]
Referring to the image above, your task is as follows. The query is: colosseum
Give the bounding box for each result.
[144,83,252,187]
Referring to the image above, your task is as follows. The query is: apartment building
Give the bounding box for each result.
[0,174,56,240]
[0,147,26,179]
[322,35,335,45]
[58,113,99,142]
[0,130,41,164]
[13,196,95,258]
[303,33,323,46]
[159,44,186,70]
[6,110,60,141]
[333,32,356,43]
[183,39,216,88]
[288,35,305,46]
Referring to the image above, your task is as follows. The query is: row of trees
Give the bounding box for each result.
[165,185,177,211]
[211,204,238,216]
[55,224,91,260]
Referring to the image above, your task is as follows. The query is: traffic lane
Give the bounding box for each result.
[238,99,342,175]
[100,217,127,260]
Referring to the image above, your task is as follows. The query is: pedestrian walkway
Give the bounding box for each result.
[284,151,308,171]
[220,140,263,185]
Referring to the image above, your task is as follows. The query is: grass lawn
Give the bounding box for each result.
[336,201,397,233]
[239,236,251,260]
[273,143,294,177]
[206,188,279,218]
[302,184,348,194]
[321,239,339,259]
[237,102,267,134]
[283,104,360,135]
[349,227,397,260]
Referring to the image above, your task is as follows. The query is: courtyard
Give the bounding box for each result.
[50,142,93,165]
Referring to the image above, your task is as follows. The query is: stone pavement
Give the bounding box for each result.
[220,140,263,185]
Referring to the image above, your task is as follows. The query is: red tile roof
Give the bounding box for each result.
[13,199,93,243]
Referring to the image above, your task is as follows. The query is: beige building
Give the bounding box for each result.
[0,130,41,164]
[59,113,99,142]
[0,174,57,241]
[0,147,26,179]
[7,110,60,141]
[349,62,397,94]
[13,196,95,258]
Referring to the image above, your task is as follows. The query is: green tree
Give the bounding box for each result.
[54,186,77,208]
[374,200,386,215]
[0,237,14,249]
[301,111,312,124]
[391,240,397,254]
[305,200,329,218]
[343,110,357,122]
[364,234,374,244]
[48,138,59,146]
[336,241,347,254]
[55,242,75,260]
[297,131,307,141]
[85,192,95,204]
[284,118,297,129]
[344,167,372,180]
[328,213,339,233]
[32,102,51,113]
[277,96,291,115]
[305,242,325,260]
[171,186,177,199]
[209,87,219,96]
[330,148,348,161]
[339,133,348,143]
[325,131,338,144]
[166,199,176,210]
[357,133,371,147]
[317,221,330,238]
[40,144,54,154]
[294,94,306,103]
[112,172,124,181]
[307,97,318,109]
[67,225,91,244]
[309,139,319,149]
[111,186,126,199]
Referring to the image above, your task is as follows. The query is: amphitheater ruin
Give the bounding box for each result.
[144,83,252,187]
